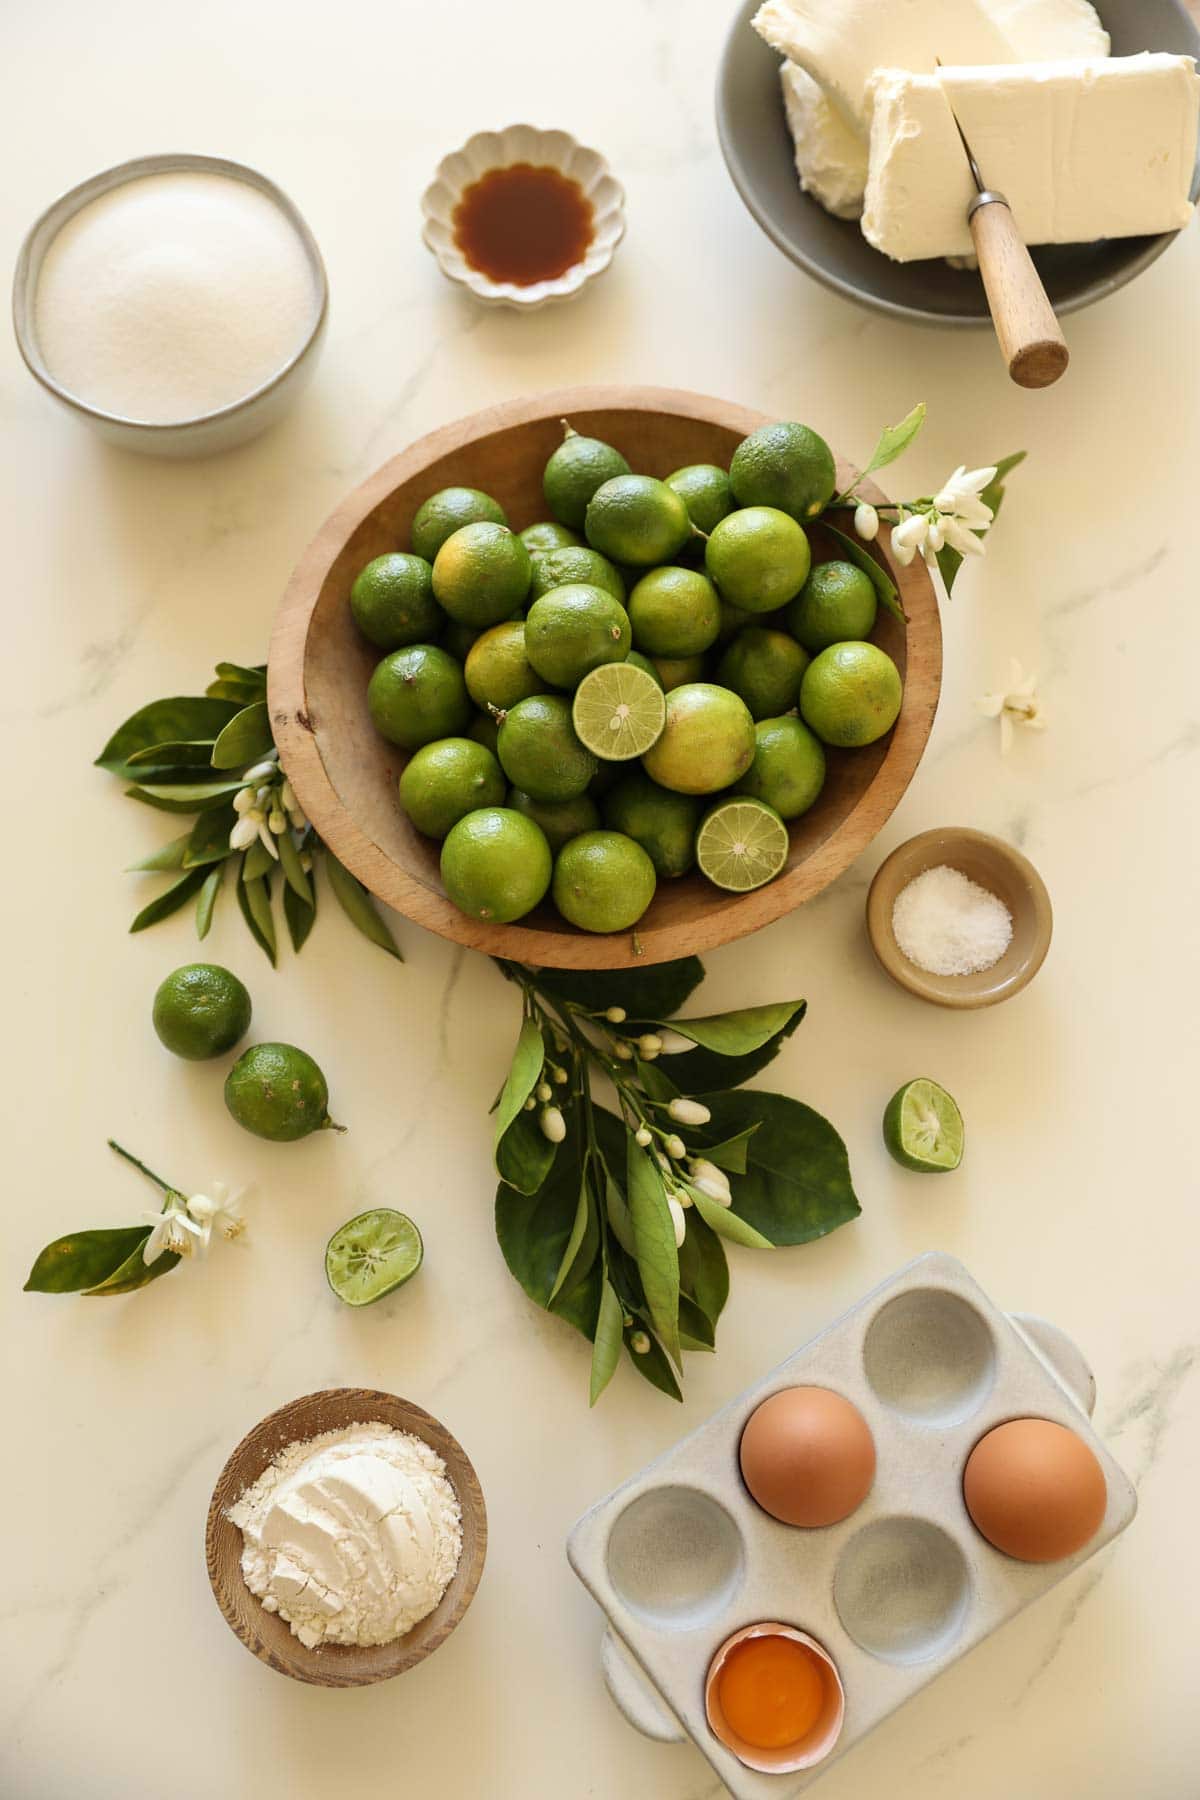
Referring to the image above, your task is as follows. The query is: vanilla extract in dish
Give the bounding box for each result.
[452,164,594,286]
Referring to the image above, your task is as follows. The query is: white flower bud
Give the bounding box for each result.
[678,1189,693,1208]
[622,1312,633,1327]
[853,500,880,541]
[669,1098,711,1126]
[635,1126,653,1148]
[655,1028,694,1054]
[613,1040,635,1062]
[655,1151,671,1173]
[256,822,280,860]
[667,1198,686,1248]
[688,1157,731,1199]
[604,1006,626,1023]
[233,787,256,815]
[540,1106,566,1143]
[280,780,297,812]
[552,1065,568,1084]
[243,759,277,783]
[691,1175,733,1208]
[523,1096,536,1112]
[536,1081,552,1103]
[229,817,258,852]
[299,851,313,873]
[638,1033,663,1057]
[268,809,287,835]
[256,785,274,806]
[665,1134,687,1160]
[630,1330,651,1354]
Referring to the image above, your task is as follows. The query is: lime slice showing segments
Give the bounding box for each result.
[696,797,789,892]
[572,662,666,761]
[882,1079,964,1173]
[325,1209,424,1305]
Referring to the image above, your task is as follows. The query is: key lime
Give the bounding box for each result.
[350,553,442,650]
[552,830,657,933]
[717,627,810,720]
[627,649,664,688]
[497,694,597,801]
[736,716,826,820]
[443,619,481,663]
[152,963,251,1061]
[411,486,507,562]
[729,421,837,521]
[507,787,600,852]
[696,797,790,893]
[883,1079,964,1173]
[520,520,581,555]
[572,662,667,761]
[651,654,707,691]
[528,544,626,605]
[543,425,631,528]
[325,1208,423,1306]
[716,598,755,645]
[464,621,543,711]
[397,737,505,838]
[799,642,902,747]
[468,710,500,755]
[627,566,721,658]
[665,463,735,535]
[432,522,532,628]
[602,770,700,878]
[641,682,756,795]
[525,584,631,689]
[786,560,878,652]
[224,1042,341,1140]
[705,507,811,611]
[368,645,471,748]
[585,475,693,568]
[441,806,552,923]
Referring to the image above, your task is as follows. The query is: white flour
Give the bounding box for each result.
[228,1422,463,1649]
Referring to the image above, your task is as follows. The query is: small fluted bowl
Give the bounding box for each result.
[420,125,625,309]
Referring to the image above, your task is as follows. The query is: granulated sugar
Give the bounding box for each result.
[35,170,319,423]
[892,864,1013,976]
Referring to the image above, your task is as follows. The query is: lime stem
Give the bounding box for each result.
[322,1117,348,1134]
[107,1138,176,1196]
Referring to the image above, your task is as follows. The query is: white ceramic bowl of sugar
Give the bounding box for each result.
[12,152,328,458]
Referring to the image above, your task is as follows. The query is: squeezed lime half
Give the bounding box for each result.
[883,1079,964,1173]
[325,1209,424,1305]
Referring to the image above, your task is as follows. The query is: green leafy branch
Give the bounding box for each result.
[96,660,402,965]
[491,956,860,1405]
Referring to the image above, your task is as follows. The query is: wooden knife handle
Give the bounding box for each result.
[969,198,1069,389]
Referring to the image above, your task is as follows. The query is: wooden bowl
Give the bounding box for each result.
[269,385,941,969]
[865,827,1053,1008]
[205,1388,487,1686]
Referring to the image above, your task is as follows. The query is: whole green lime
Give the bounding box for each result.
[350,553,441,650]
[585,475,693,568]
[786,560,878,652]
[442,619,481,663]
[627,566,721,658]
[717,627,810,720]
[224,1042,339,1141]
[397,737,506,837]
[497,694,597,801]
[627,649,664,688]
[543,427,631,528]
[368,645,471,748]
[665,463,735,535]
[432,522,532,628]
[736,715,826,819]
[528,544,626,605]
[468,710,500,755]
[651,653,708,691]
[411,487,507,562]
[464,622,543,712]
[800,642,903,746]
[441,807,552,922]
[640,682,756,795]
[153,963,251,1061]
[508,787,601,852]
[705,507,812,611]
[729,422,837,521]
[552,830,657,932]
[716,598,755,645]
[524,584,631,689]
[602,770,701,878]
[519,520,582,555]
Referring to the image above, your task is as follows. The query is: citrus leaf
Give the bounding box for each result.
[590,1278,625,1406]
[822,522,906,623]
[237,872,276,966]
[24,1227,150,1293]
[276,829,313,906]
[208,662,267,701]
[211,701,274,770]
[126,832,191,874]
[624,1325,682,1401]
[182,805,237,868]
[496,1108,557,1196]
[548,1169,599,1305]
[495,1018,545,1154]
[283,878,316,953]
[529,956,704,1022]
[195,864,224,939]
[862,402,926,477]
[679,1295,715,1351]
[626,1140,681,1369]
[666,1000,805,1057]
[324,853,403,960]
[125,740,219,769]
[655,1001,806,1093]
[126,780,246,813]
[96,697,241,775]
[129,866,210,933]
[694,1090,860,1246]
[495,1145,590,1331]
[677,1212,729,1325]
[695,1124,760,1175]
[241,837,274,882]
[83,1239,180,1296]
[685,1186,773,1249]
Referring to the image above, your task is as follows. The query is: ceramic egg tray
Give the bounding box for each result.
[566,1252,1136,1797]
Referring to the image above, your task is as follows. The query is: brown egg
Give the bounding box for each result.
[739,1387,875,1527]
[963,1418,1108,1562]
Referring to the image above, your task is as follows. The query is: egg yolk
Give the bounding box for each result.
[716,1636,826,1750]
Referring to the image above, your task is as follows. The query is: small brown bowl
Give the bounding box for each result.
[205,1388,487,1686]
[866,827,1052,1009]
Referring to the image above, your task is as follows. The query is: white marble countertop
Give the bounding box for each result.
[3,3,1198,1796]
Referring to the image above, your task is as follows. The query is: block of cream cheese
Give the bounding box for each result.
[780,63,868,217]
[753,0,1108,136]
[862,53,1200,262]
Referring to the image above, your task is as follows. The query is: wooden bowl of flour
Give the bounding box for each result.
[205,1388,487,1686]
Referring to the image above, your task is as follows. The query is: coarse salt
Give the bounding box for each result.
[892,864,1012,977]
[34,171,319,424]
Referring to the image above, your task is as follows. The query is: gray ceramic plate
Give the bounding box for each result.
[716,0,1200,325]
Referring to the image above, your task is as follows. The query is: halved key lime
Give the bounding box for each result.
[695,797,789,892]
[572,662,666,761]
[883,1079,964,1173]
[325,1208,423,1305]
